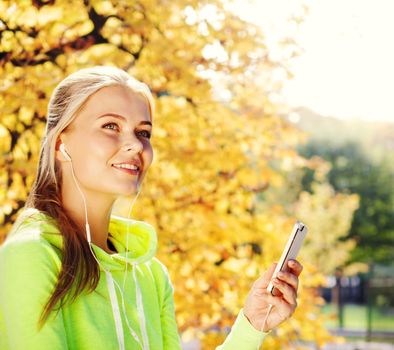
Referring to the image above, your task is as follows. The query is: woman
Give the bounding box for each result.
[0,66,303,349]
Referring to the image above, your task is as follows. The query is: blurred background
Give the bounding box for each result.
[0,0,393,349]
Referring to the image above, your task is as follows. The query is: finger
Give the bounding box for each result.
[287,259,303,277]
[261,291,283,308]
[266,263,277,280]
[263,292,297,323]
[272,278,297,306]
[261,291,294,315]
[276,271,299,291]
[253,263,277,289]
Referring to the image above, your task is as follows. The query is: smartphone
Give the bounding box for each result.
[267,221,308,296]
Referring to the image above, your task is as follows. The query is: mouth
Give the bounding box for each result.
[112,164,140,176]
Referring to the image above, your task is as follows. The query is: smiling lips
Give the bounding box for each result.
[112,163,140,176]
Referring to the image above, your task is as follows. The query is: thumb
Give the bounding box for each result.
[254,263,277,289]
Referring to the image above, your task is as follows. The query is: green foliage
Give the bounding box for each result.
[299,140,394,265]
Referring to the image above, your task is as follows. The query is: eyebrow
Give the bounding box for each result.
[97,113,152,126]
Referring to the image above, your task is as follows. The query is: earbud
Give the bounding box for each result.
[59,143,72,161]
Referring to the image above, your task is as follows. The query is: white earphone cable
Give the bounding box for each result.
[66,148,146,349]
[262,303,273,332]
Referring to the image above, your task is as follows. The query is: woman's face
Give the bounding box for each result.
[56,85,153,198]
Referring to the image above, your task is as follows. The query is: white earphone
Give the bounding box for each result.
[59,143,72,161]
[58,141,147,349]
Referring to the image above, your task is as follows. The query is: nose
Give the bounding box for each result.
[122,136,143,155]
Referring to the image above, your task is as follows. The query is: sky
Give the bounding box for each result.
[226,0,394,123]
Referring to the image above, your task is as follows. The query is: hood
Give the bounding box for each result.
[8,207,154,349]
[9,207,158,271]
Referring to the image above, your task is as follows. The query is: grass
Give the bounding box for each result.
[320,303,394,331]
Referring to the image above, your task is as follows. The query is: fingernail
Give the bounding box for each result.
[277,272,285,278]
[273,278,280,284]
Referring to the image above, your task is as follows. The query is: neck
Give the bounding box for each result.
[61,182,116,253]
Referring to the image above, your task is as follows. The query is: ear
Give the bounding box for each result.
[55,135,66,162]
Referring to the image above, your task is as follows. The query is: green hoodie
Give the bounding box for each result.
[0,208,267,349]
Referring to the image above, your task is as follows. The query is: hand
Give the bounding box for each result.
[243,259,303,332]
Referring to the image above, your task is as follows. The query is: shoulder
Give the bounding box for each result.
[148,256,170,276]
[146,257,174,290]
[0,239,62,302]
[145,257,175,310]
[0,235,62,273]
[0,230,63,317]
[0,210,62,273]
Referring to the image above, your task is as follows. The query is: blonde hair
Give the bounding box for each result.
[25,65,155,329]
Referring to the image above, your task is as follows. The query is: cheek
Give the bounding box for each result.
[94,132,120,151]
[143,144,154,167]
[80,135,119,168]
[146,141,153,154]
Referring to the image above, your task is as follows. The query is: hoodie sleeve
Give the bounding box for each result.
[215,308,269,350]
[159,262,183,350]
[0,238,68,350]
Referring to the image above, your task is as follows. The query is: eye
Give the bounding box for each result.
[103,122,151,139]
[102,122,119,131]
[138,130,152,139]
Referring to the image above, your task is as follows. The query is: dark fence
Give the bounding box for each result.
[319,264,394,340]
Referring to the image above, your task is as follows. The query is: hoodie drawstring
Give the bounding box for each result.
[133,262,150,350]
[105,267,150,350]
[105,270,126,350]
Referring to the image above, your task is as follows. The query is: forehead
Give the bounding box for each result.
[76,85,151,123]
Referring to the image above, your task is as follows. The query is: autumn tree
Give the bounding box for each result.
[0,0,349,348]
